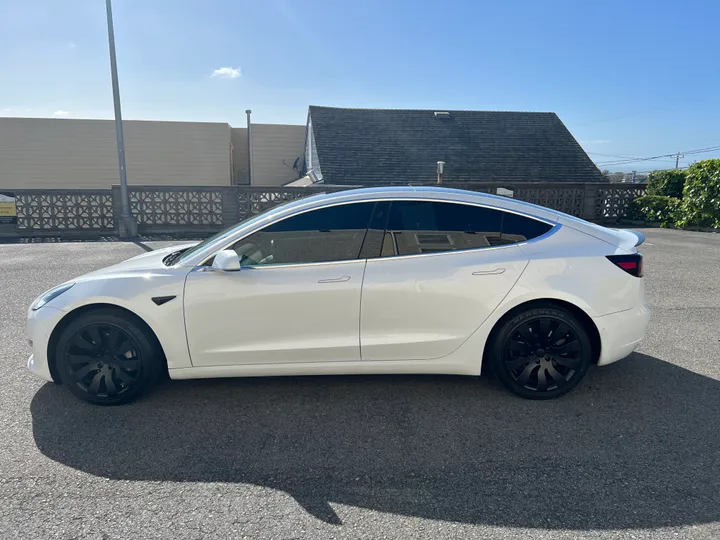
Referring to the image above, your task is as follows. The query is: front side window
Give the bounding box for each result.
[381,201,552,257]
[229,202,375,266]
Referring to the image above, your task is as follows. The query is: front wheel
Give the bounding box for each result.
[489,306,592,400]
[55,309,162,405]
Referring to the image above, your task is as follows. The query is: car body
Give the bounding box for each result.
[27,186,651,404]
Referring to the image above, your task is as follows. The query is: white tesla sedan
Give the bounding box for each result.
[26,187,650,405]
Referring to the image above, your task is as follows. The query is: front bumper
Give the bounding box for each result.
[26,306,66,383]
[593,302,651,366]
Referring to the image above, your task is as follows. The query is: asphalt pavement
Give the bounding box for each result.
[1,229,719,539]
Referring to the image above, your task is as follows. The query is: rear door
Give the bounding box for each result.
[360,201,549,361]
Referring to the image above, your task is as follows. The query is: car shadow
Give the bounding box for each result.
[31,352,720,530]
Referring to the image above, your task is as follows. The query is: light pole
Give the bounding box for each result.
[246,110,253,185]
[105,0,136,237]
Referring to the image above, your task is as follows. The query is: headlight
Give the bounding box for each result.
[31,283,75,311]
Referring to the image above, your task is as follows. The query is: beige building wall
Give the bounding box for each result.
[248,124,306,186]
[0,118,232,189]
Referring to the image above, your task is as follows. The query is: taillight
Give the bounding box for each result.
[606,254,643,277]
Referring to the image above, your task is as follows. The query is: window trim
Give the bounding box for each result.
[198,198,559,268]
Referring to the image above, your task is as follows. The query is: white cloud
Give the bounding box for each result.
[53,110,70,117]
[210,67,241,79]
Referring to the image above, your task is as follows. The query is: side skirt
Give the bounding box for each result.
[169,359,479,380]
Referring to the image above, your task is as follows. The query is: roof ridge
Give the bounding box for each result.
[308,105,557,115]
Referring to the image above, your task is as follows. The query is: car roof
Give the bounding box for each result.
[286,185,564,222]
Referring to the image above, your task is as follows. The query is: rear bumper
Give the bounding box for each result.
[593,302,651,366]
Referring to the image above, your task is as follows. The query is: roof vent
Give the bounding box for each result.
[434,111,450,118]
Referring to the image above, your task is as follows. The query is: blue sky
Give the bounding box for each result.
[1,0,718,171]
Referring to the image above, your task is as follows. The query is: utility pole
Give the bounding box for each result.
[674,152,683,169]
[105,0,136,237]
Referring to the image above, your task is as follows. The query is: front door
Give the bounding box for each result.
[183,201,377,367]
[184,261,366,366]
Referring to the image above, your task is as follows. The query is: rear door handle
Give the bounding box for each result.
[472,268,506,276]
[318,275,351,283]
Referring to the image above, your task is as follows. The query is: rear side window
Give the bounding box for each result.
[230,202,374,265]
[384,201,504,256]
[380,201,553,257]
[501,212,553,243]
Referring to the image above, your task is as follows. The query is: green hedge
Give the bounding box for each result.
[646,169,686,199]
[677,159,720,228]
[625,160,720,229]
[625,195,680,226]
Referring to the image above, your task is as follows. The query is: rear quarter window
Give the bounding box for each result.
[501,212,554,243]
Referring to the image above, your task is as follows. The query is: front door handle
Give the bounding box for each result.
[472,268,506,276]
[318,275,351,283]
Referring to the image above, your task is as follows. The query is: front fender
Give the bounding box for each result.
[45,273,193,370]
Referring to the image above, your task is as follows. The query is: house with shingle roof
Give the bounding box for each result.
[299,106,604,186]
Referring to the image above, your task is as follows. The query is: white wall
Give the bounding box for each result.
[249,124,306,186]
[304,118,323,181]
[0,118,232,189]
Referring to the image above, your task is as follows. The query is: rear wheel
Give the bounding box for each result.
[55,309,162,405]
[490,306,592,399]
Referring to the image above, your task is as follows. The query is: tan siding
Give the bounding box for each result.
[0,118,232,189]
[250,124,306,186]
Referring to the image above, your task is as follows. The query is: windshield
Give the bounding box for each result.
[177,212,268,264]
[177,201,300,264]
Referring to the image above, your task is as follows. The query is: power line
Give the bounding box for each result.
[587,152,643,159]
[597,159,677,166]
[597,155,678,166]
[631,167,689,173]
[594,144,720,166]
[684,145,720,155]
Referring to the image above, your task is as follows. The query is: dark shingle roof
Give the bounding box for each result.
[308,106,604,185]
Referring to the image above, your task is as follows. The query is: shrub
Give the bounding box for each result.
[646,169,686,199]
[676,159,720,228]
[625,195,680,225]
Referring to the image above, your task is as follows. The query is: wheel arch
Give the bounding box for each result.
[46,303,168,384]
[480,298,601,375]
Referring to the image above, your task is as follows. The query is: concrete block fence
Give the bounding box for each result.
[0,182,647,240]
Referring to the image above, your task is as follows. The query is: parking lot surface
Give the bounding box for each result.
[1,229,719,539]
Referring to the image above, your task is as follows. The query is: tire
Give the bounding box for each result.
[489,306,592,400]
[55,308,162,405]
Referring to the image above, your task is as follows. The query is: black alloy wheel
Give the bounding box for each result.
[490,306,592,399]
[56,309,162,405]
[64,324,142,400]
